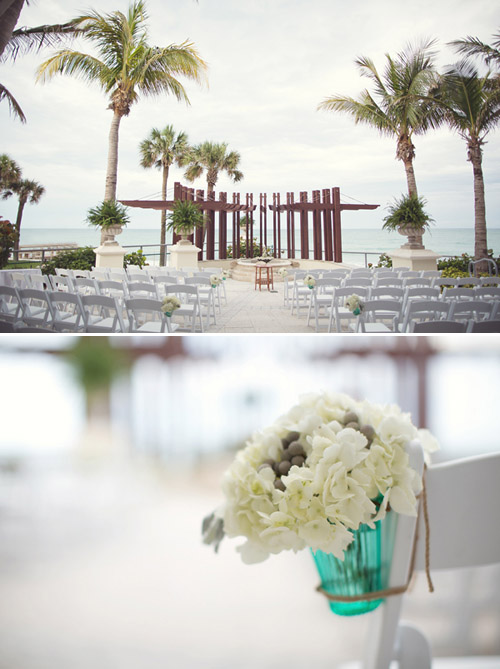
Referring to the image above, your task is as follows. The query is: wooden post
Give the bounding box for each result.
[195,189,204,260]
[219,191,227,259]
[300,191,309,259]
[333,187,342,263]
[312,189,322,260]
[322,188,333,261]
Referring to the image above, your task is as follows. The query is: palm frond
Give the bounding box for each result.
[3,21,81,62]
[0,82,26,122]
[36,49,109,87]
[450,35,500,68]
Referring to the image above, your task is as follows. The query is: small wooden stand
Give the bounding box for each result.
[254,264,274,291]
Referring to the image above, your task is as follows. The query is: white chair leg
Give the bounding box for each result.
[395,623,432,669]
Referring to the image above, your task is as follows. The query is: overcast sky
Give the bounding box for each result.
[1,0,499,231]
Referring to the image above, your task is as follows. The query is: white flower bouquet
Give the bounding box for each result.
[345,294,364,315]
[203,392,438,566]
[303,274,316,289]
[210,274,221,287]
[161,294,181,317]
[221,270,231,280]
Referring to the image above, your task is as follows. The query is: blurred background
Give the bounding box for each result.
[0,334,499,668]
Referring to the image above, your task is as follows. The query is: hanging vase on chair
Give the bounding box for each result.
[312,510,397,616]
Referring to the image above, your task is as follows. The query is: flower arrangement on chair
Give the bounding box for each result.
[303,274,316,289]
[210,274,222,288]
[345,294,364,316]
[221,270,231,280]
[202,392,438,616]
[161,295,181,317]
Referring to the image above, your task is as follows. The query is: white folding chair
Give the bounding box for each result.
[448,299,495,328]
[73,277,100,296]
[89,268,110,281]
[374,276,404,288]
[364,448,500,669]
[185,276,216,327]
[49,274,74,292]
[18,288,54,328]
[289,271,307,314]
[108,269,128,281]
[399,299,451,333]
[71,269,90,279]
[354,299,402,332]
[97,279,128,302]
[412,320,468,333]
[349,269,373,278]
[307,277,342,331]
[29,274,52,291]
[343,277,372,288]
[469,319,500,333]
[474,286,500,301]
[402,277,432,289]
[328,286,370,333]
[127,280,159,300]
[370,286,405,301]
[456,276,482,287]
[192,272,223,313]
[125,297,179,333]
[81,294,128,333]
[442,286,475,301]
[48,291,85,332]
[0,285,23,324]
[153,275,179,299]
[170,284,204,332]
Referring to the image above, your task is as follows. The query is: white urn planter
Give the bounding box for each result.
[95,225,127,268]
[397,225,425,250]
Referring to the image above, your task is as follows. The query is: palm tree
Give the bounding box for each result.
[8,178,45,260]
[450,30,500,75]
[0,153,21,193]
[434,61,500,267]
[184,141,243,192]
[318,40,440,196]
[139,125,190,265]
[36,0,207,210]
[1,2,81,122]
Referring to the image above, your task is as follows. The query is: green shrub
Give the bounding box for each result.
[124,249,147,268]
[87,200,130,229]
[41,246,96,275]
[227,238,268,259]
[375,253,393,268]
[0,218,18,269]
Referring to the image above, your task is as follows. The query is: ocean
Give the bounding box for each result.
[19,226,500,267]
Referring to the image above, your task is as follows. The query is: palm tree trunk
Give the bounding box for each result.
[470,146,488,269]
[103,110,122,243]
[13,195,25,262]
[403,158,418,197]
[160,164,169,266]
[0,0,24,58]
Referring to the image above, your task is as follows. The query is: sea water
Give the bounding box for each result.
[19,226,500,266]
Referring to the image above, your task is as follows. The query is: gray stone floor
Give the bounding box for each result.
[194,260,355,333]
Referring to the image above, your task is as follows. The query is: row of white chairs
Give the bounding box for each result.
[303,283,500,332]
[325,292,500,333]
[285,270,500,313]
[0,284,216,333]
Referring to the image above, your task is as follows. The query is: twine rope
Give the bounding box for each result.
[316,464,434,603]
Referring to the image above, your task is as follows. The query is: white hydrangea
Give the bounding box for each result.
[219,391,438,564]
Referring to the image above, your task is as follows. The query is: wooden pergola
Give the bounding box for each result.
[120,182,378,262]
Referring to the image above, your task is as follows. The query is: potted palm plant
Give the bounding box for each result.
[382,193,434,249]
[167,199,205,245]
[87,200,130,245]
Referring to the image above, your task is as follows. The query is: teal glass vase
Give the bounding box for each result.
[311,512,396,616]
